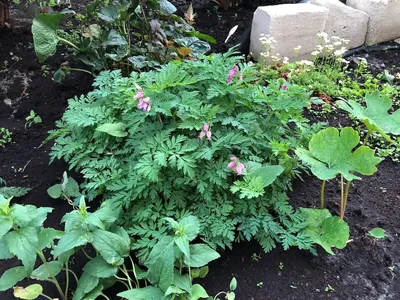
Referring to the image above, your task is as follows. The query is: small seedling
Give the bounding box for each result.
[279,262,284,270]
[41,65,50,77]
[25,110,42,128]
[290,285,297,289]
[0,128,12,147]
[256,282,263,288]
[325,284,335,292]
[388,265,395,280]
[368,227,388,246]
[251,253,261,262]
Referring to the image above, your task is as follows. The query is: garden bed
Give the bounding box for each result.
[1,1,399,299]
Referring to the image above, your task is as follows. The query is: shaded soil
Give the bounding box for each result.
[1,1,399,299]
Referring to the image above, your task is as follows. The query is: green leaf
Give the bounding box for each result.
[92,229,130,265]
[98,5,120,22]
[336,91,400,142]
[6,227,38,273]
[118,286,164,299]
[0,187,31,198]
[159,0,177,14]
[83,256,118,278]
[229,277,237,291]
[146,236,175,291]
[173,271,191,293]
[37,228,63,250]
[368,227,388,239]
[178,215,200,241]
[32,13,65,62]
[82,284,103,300]
[72,272,99,300]
[227,291,236,300]
[174,235,190,259]
[53,230,91,257]
[13,284,43,299]
[186,31,216,44]
[0,266,27,291]
[0,216,13,238]
[185,244,220,268]
[190,284,208,300]
[31,261,63,281]
[0,236,12,259]
[96,123,128,137]
[47,184,62,199]
[295,127,382,181]
[300,208,349,255]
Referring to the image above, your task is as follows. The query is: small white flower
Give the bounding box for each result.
[311,51,320,56]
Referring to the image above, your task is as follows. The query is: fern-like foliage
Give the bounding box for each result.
[49,51,323,258]
[0,186,31,198]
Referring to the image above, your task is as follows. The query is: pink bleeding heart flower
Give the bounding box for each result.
[199,123,212,141]
[235,163,246,175]
[281,84,288,91]
[226,156,245,175]
[227,65,240,83]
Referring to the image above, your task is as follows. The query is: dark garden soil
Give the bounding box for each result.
[1,0,399,299]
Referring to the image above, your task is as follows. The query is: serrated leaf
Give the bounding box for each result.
[72,272,99,300]
[337,91,400,142]
[31,261,63,281]
[0,216,13,238]
[53,230,91,257]
[118,286,164,299]
[0,266,27,291]
[92,229,130,266]
[96,123,128,137]
[0,236,12,259]
[32,14,64,62]
[185,244,220,268]
[6,227,38,273]
[178,215,200,241]
[37,228,63,250]
[13,284,43,299]
[295,127,382,181]
[83,256,118,278]
[174,235,190,259]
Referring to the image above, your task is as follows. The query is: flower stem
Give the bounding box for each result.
[320,180,326,208]
[37,251,66,300]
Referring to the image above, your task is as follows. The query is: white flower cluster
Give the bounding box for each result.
[312,32,350,61]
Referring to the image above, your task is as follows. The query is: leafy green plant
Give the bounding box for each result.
[300,208,349,254]
[368,227,388,241]
[48,51,321,257]
[0,186,31,198]
[47,171,81,205]
[325,284,335,293]
[32,0,214,81]
[0,127,12,147]
[25,110,42,128]
[295,127,381,219]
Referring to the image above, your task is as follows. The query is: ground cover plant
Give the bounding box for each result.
[1,0,400,298]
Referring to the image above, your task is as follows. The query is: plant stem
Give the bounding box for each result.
[40,294,54,300]
[101,293,111,300]
[63,268,79,284]
[81,248,94,260]
[62,67,95,76]
[129,255,140,288]
[64,259,70,299]
[320,180,326,208]
[58,37,80,50]
[362,131,371,146]
[214,292,226,300]
[114,278,131,290]
[343,180,351,218]
[37,251,66,300]
[340,175,344,220]
[121,264,133,289]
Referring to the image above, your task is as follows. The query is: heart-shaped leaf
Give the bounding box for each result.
[295,127,382,181]
[336,91,400,141]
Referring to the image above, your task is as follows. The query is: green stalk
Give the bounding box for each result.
[40,294,54,300]
[340,175,345,220]
[362,131,371,146]
[129,255,140,288]
[64,259,70,299]
[343,180,351,218]
[101,293,111,300]
[37,251,66,300]
[58,37,80,50]
[62,67,95,76]
[320,180,326,208]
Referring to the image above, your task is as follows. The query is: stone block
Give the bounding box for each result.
[347,0,400,45]
[309,0,369,49]
[250,4,329,62]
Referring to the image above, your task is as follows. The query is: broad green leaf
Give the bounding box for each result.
[295,127,382,181]
[186,31,216,44]
[13,284,43,299]
[175,235,190,259]
[72,272,99,300]
[185,244,220,268]
[368,227,388,239]
[98,5,120,22]
[96,123,128,137]
[83,256,118,278]
[227,291,236,300]
[146,236,175,291]
[32,14,65,62]
[0,216,12,238]
[173,271,191,293]
[6,227,38,273]
[37,228,63,250]
[53,230,91,257]
[31,261,63,281]
[0,236,12,259]
[178,215,200,241]
[175,37,210,57]
[118,286,164,299]
[300,208,349,255]
[165,285,185,296]
[159,0,177,14]
[64,176,80,197]
[86,213,105,230]
[337,91,400,141]
[92,229,130,265]
[58,248,75,265]
[34,207,53,228]
[82,284,103,300]
[190,284,208,300]
[10,205,37,227]
[0,266,27,291]
[47,184,62,199]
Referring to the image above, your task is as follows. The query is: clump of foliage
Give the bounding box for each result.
[25,110,42,128]
[0,127,12,147]
[0,192,229,299]
[48,51,324,257]
[368,227,387,239]
[32,0,214,81]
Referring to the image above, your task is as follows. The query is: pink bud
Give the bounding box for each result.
[226,162,235,169]
[203,123,209,131]
[206,130,212,140]
[199,131,206,140]
[230,156,237,161]
[235,163,245,175]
